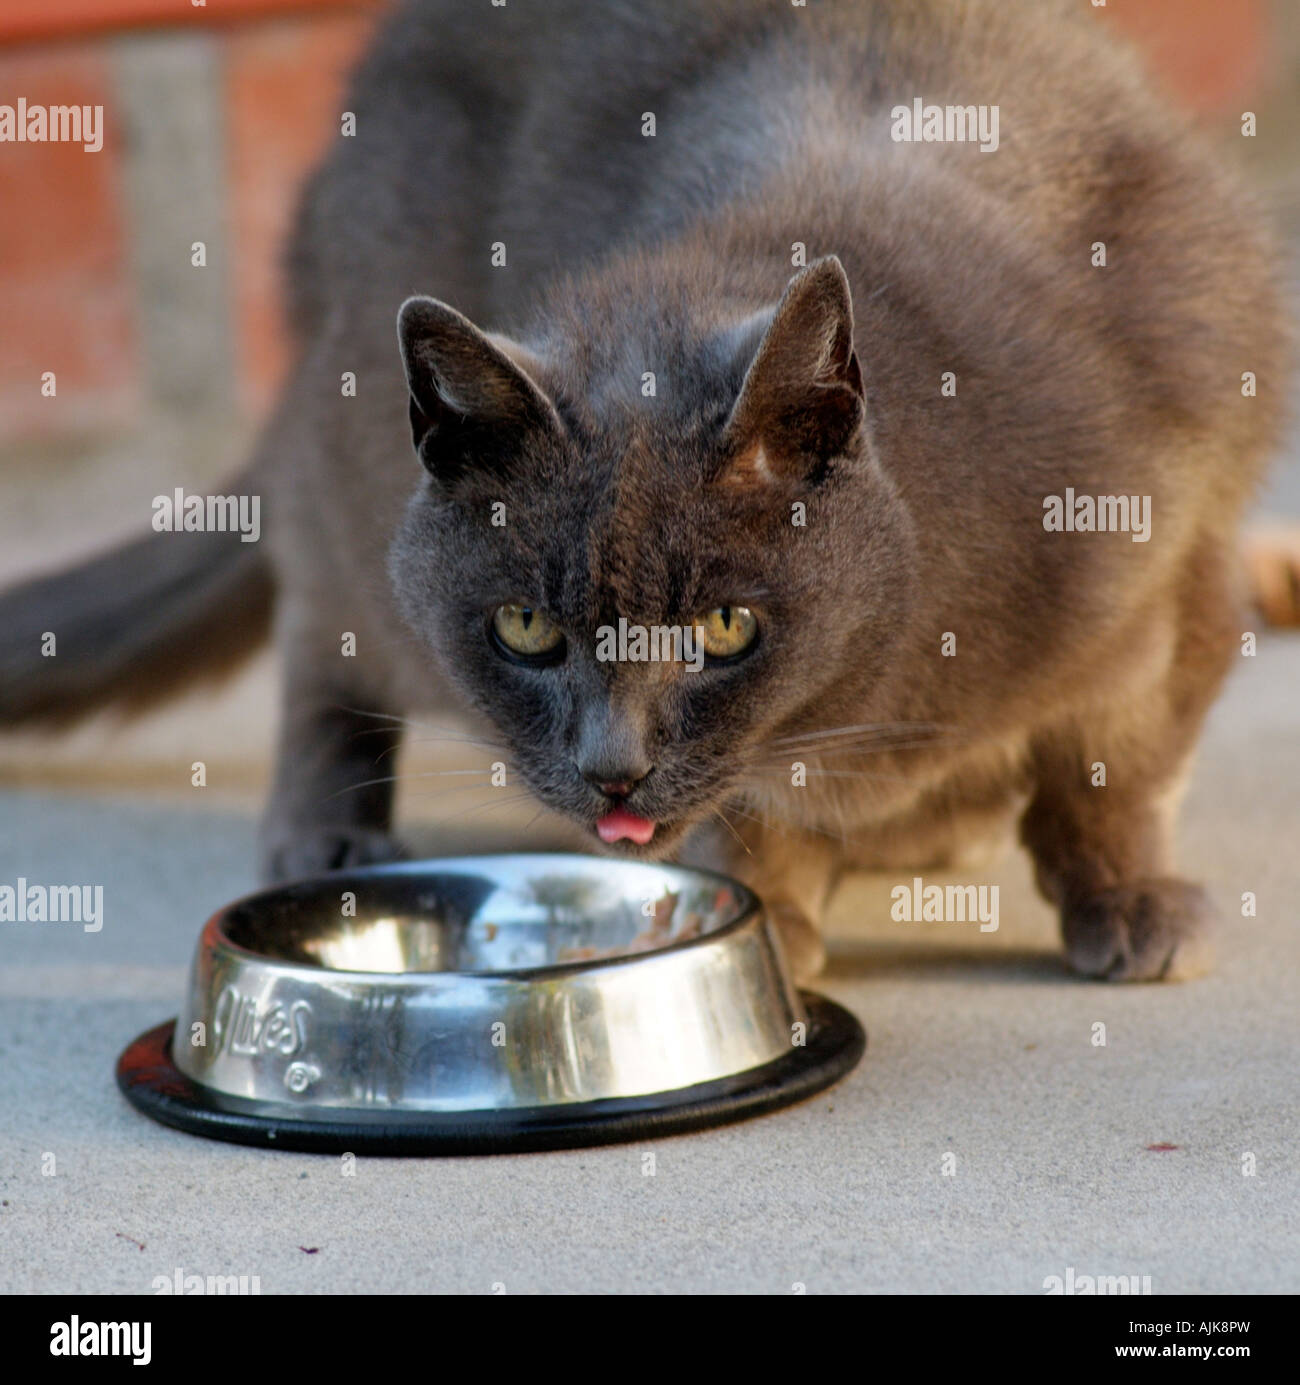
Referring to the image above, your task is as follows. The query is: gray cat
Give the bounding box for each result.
[1,0,1288,982]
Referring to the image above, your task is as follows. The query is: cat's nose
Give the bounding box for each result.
[582,769,649,799]
[575,701,651,797]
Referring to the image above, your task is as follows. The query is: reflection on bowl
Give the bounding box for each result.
[173,854,804,1113]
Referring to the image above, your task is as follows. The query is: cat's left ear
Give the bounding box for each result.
[397,296,561,487]
[718,256,864,486]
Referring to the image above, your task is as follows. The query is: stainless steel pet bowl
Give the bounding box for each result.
[117,854,864,1154]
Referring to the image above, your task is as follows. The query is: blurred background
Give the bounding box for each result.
[1,0,1298,807]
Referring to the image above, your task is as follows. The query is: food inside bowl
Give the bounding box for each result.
[555,889,720,962]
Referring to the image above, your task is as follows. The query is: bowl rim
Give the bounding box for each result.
[196,852,766,984]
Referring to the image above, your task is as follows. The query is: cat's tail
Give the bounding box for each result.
[0,519,274,727]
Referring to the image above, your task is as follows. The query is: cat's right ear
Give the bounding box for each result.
[397,297,560,487]
[717,256,865,488]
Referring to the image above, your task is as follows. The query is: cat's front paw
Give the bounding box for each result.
[261,828,406,883]
[766,899,827,985]
[1061,878,1215,982]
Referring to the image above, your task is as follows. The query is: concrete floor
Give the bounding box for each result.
[0,635,1296,1294]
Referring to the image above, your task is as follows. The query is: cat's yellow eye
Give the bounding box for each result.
[492,603,565,659]
[696,605,758,660]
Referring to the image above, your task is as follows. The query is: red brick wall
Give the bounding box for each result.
[1103,0,1269,115]
[0,46,137,440]
[0,4,382,442]
[226,13,379,415]
[0,0,373,46]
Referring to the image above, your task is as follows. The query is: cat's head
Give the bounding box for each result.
[390,256,915,856]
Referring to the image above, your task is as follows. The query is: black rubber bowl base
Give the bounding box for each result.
[116,993,864,1156]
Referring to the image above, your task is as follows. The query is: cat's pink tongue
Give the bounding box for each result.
[596,807,656,846]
